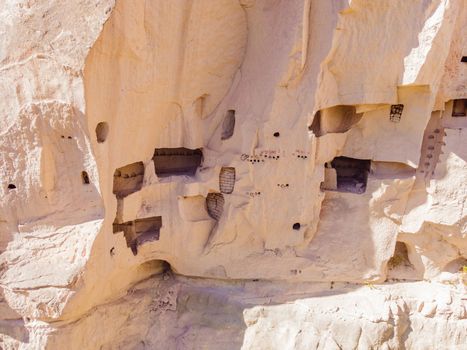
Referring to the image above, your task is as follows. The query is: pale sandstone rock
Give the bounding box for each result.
[0,0,466,349]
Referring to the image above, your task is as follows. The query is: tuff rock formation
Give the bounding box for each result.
[0,0,466,349]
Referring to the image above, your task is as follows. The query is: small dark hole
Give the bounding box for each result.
[7,184,16,189]
[292,223,300,230]
[273,132,280,137]
[81,171,90,184]
[67,136,72,139]
[461,56,467,63]
[61,135,65,138]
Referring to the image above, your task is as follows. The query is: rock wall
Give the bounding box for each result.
[0,0,466,349]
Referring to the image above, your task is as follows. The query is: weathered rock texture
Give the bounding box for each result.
[0,0,466,349]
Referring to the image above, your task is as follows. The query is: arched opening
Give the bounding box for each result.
[443,257,467,273]
[388,242,413,270]
[95,122,109,143]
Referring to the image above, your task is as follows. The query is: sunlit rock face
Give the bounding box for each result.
[1,0,466,349]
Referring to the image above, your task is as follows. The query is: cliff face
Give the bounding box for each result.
[0,0,466,349]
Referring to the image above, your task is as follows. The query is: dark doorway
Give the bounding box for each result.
[330,156,371,194]
[452,99,466,117]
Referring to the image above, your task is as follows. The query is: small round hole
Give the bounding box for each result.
[292,223,300,230]
[7,184,16,189]
[95,122,109,143]
[273,132,280,137]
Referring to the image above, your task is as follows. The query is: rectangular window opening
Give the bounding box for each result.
[153,147,203,177]
[113,162,144,198]
[322,156,371,194]
[452,99,466,117]
[113,216,162,255]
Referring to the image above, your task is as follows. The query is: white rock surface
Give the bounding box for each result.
[0,0,466,349]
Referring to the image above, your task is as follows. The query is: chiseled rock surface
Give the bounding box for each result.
[33,275,467,350]
[1,0,466,349]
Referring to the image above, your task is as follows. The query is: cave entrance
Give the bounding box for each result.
[113,162,145,198]
[322,156,371,194]
[388,242,413,270]
[113,216,162,255]
[152,148,203,177]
